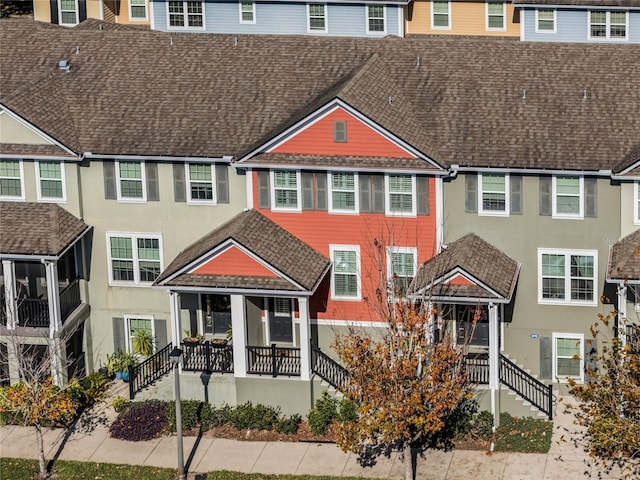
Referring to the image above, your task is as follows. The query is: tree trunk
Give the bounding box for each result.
[403,441,415,480]
[35,423,47,478]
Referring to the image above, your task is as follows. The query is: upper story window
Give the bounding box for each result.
[536,9,556,33]
[635,181,640,225]
[538,249,597,306]
[367,5,386,34]
[59,0,79,25]
[387,247,417,299]
[130,0,148,20]
[117,161,146,202]
[36,161,66,202]
[186,163,216,204]
[271,170,301,211]
[168,1,204,29]
[432,1,450,29]
[553,333,584,383]
[589,11,627,40]
[308,4,327,32]
[329,172,358,213]
[240,2,255,23]
[330,245,361,300]
[108,233,163,286]
[0,159,25,201]
[486,1,505,31]
[553,176,583,218]
[334,121,347,143]
[386,174,416,216]
[479,173,509,216]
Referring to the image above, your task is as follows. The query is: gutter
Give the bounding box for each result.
[453,165,612,177]
[155,285,314,297]
[236,163,449,176]
[83,153,233,163]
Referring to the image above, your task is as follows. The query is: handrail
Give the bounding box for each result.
[463,353,490,385]
[182,341,233,373]
[499,353,553,420]
[311,345,348,392]
[60,278,81,322]
[129,342,173,400]
[627,324,640,354]
[246,344,301,377]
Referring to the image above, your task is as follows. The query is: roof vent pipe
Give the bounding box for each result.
[416,56,421,66]
[521,89,527,100]
[582,89,588,100]
[58,60,71,72]
[75,46,79,55]
[234,37,238,46]
[170,36,174,46]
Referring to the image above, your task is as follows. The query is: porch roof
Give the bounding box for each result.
[155,209,331,293]
[0,202,90,258]
[608,229,640,282]
[408,234,520,303]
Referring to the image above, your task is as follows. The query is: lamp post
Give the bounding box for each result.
[169,347,185,480]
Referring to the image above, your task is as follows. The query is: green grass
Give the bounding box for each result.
[494,413,553,453]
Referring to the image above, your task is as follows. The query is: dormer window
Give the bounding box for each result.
[334,121,347,143]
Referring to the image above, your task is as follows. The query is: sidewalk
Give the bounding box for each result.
[0,384,623,480]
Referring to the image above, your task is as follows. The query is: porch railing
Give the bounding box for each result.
[182,342,234,373]
[246,344,301,377]
[311,345,348,391]
[464,353,490,384]
[627,324,640,354]
[500,353,553,420]
[129,342,174,400]
[17,299,49,327]
[60,279,81,322]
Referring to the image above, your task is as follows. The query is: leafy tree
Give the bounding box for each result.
[0,1,33,18]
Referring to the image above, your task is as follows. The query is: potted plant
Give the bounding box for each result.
[183,329,203,345]
[119,352,138,382]
[132,329,154,357]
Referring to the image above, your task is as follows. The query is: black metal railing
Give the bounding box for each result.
[311,345,348,391]
[246,344,301,377]
[500,353,553,420]
[17,299,49,327]
[129,342,173,400]
[464,353,490,384]
[60,279,81,322]
[627,324,640,354]
[182,341,233,373]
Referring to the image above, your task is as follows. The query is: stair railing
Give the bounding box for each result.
[311,345,348,392]
[129,342,173,400]
[499,353,553,420]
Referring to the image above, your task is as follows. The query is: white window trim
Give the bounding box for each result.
[166,0,206,30]
[552,332,584,383]
[478,173,510,217]
[185,162,217,205]
[35,161,67,203]
[129,0,149,21]
[552,175,584,219]
[59,0,79,26]
[486,0,506,32]
[587,10,628,41]
[538,248,598,306]
[307,3,328,33]
[635,181,640,225]
[535,8,556,33]
[328,171,359,214]
[0,159,25,201]
[270,170,302,212]
[386,246,418,298]
[106,232,164,287]
[366,4,387,35]
[431,0,451,30]
[385,173,417,217]
[124,315,155,355]
[330,244,361,301]
[239,1,256,24]
[116,160,147,203]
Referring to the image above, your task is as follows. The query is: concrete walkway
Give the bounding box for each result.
[0,383,624,479]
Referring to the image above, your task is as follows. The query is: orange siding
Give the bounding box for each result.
[447,274,475,286]
[272,109,414,158]
[193,246,279,278]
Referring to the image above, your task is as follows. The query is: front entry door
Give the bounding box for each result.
[269,298,293,343]
[203,294,231,335]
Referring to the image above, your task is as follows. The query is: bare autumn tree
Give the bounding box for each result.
[331,228,477,480]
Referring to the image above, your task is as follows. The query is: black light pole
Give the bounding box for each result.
[169,347,185,480]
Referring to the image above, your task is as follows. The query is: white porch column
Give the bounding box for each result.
[488,302,500,430]
[231,294,247,377]
[2,260,17,330]
[170,291,181,347]
[298,297,311,381]
[44,260,62,336]
[618,284,628,347]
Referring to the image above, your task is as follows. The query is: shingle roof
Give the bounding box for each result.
[513,0,640,6]
[0,202,90,257]
[613,144,640,176]
[155,209,330,292]
[1,19,639,171]
[409,234,520,301]
[608,229,640,282]
[0,143,77,158]
[245,153,439,171]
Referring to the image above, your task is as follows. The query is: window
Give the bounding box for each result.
[553,333,584,382]
[330,245,360,300]
[386,174,416,216]
[36,161,65,201]
[271,170,301,211]
[308,4,327,32]
[486,1,505,30]
[538,249,597,305]
[329,172,358,213]
[168,1,204,29]
[116,161,146,201]
[479,173,509,215]
[202,294,231,335]
[635,181,640,224]
[589,10,627,40]
[59,0,78,25]
[107,233,163,286]
[432,1,450,29]
[130,0,148,20]
[553,176,583,218]
[240,2,255,23]
[387,247,417,298]
[126,316,154,355]
[186,163,216,204]
[536,9,555,32]
[334,121,347,142]
[0,159,24,200]
[367,5,385,33]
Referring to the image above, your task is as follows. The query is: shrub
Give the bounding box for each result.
[201,404,232,431]
[275,414,301,434]
[110,400,168,441]
[308,390,338,436]
[166,400,203,432]
[111,396,131,414]
[229,402,280,431]
[469,410,494,440]
[338,398,358,422]
[494,413,552,453]
[81,371,110,405]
